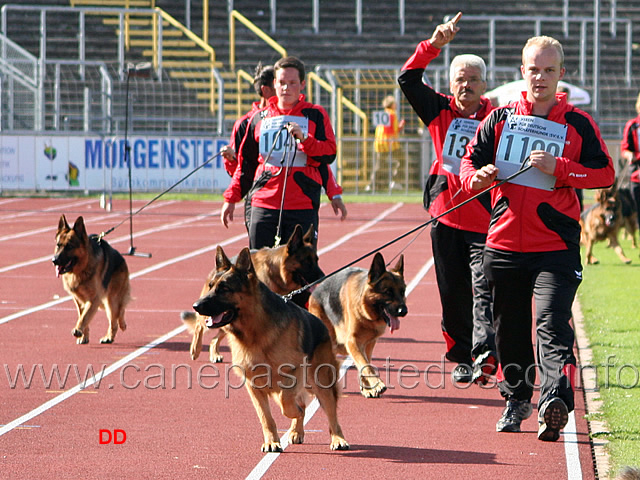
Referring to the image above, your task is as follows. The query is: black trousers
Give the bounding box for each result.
[484,247,582,411]
[248,206,318,250]
[430,220,495,365]
[632,182,640,222]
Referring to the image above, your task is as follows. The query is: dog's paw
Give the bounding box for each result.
[261,441,282,453]
[76,336,89,345]
[360,380,387,398]
[99,337,114,344]
[330,437,350,451]
[288,430,304,445]
[72,328,83,338]
[209,353,224,363]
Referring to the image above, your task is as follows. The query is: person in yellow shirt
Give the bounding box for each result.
[369,95,405,191]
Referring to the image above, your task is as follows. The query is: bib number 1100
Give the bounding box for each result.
[499,133,562,164]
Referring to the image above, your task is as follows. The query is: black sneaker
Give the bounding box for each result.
[496,398,533,432]
[471,350,498,385]
[537,397,569,442]
[451,363,473,383]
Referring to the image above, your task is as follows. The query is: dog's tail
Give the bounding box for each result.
[181,311,198,333]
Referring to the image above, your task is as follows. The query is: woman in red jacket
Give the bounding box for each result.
[221,56,346,249]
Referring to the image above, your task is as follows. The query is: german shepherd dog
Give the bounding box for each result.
[580,186,633,264]
[192,246,349,452]
[52,214,131,344]
[308,252,407,398]
[183,224,323,363]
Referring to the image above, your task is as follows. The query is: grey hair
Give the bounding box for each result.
[450,54,486,82]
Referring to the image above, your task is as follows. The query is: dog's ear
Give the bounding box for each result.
[596,189,608,205]
[287,224,304,253]
[368,252,386,283]
[215,245,232,272]
[57,214,70,235]
[302,223,316,246]
[72,216,87,241]
[235,247,256,275]
[393,254,404,277]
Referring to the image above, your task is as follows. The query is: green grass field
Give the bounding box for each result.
[578,232,640,472]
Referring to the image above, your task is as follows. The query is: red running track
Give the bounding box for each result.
[0,197,595,479]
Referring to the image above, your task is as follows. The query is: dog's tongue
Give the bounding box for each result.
[205,313,225,328]
[389,316,400,334]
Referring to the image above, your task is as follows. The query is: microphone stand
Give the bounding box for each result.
[123,62,152,258]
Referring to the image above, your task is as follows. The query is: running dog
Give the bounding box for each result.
[581,186,633,265]
[52,214,131,344]
[192,246,349,452]
[308,252,407,398]
[182,224,323,362]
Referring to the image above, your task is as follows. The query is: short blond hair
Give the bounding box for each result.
[382,95,396,109]
[522,36,564,69]
[635,92,640,115]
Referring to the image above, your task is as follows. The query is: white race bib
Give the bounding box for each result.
[372,110,391,127]
[495,114,567,191]
[260,115,309,167]
[442,118,480,175]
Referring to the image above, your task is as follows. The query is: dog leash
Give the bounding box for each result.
[97,151,223,242]
[273,126,300,248]
[282,159,534,303]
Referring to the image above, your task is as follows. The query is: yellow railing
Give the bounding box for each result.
[236,69,255,118]
[154,8,217,112]
[229,10,286,70]
[307,72,369,184]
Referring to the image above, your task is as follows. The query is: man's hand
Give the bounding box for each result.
[528,150,557,176]
[430,12,462,49]
[331,197,347,221]
[220,145,236,161]
[221,202,235,228]
[470,164,499,190]
[286,122,306,143]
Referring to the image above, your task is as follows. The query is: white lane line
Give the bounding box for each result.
[564,412,582,479]
[0,199,175,243]
[0,207,220,273]
[0,228,240,326]
[0,204,403,436]
[0,325,187,438]
[0,198,96,221]
[245,253,434,480]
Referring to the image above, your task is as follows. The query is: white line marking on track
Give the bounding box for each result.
[0,206,220,273]
[0,199,95,221]
[564,411,582,479]
[0,325,187,438]
[0,204,402,435]
[0,228,242,325]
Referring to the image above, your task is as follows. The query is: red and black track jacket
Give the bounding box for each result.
[621,115,640,183]
[398,39,494,233]
[460,93,615,253]
[223,95,340,210]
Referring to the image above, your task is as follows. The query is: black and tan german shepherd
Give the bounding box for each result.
[308,252,407,398]
[580,186,634,264]
[192,246,349,452]
[52,214,131,344]
[182,224,323,363]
